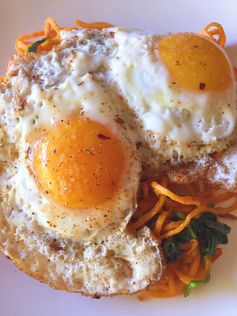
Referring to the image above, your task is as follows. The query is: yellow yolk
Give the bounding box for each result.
[158,33,233,92]
[33,119,127,209]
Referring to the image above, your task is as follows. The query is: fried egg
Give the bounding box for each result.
[110,29,236,164]
[1,72,141,241]
[0,38,163,295]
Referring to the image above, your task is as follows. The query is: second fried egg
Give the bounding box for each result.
[110,29,236,162]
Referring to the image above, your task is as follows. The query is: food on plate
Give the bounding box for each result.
[0,18,236,298]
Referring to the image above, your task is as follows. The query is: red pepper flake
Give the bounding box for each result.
[18,99,27,110]
[26,147,31,158]
[50,240,64,252]
[109,32,115,38]
[97,134,111,140]
[114,116,125,125]
[199,82,206,90]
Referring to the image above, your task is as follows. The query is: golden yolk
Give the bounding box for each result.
[158,33,233,92]
[33,119,127,208]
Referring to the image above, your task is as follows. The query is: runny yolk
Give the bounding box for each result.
[33,119,127,209]
[158,33,233,92]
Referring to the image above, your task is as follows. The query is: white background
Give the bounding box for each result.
[0,1,237,315]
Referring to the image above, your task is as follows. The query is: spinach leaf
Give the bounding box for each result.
[26,38,49,53]
[162,238,183,263]
[162,212,231,262]
[192,212,231,257]
[170,212,185,221]
[176,225,197,243]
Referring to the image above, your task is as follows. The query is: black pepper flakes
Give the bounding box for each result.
[136,141,142,150]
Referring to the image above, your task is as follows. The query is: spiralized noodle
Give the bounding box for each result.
[198,22,226,47]
[75,19,113,30]
[130,178,237,299]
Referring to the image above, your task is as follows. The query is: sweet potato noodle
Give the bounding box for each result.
[129,177,236,298]
[1,18,237,298]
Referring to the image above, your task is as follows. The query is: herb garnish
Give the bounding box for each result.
[184,274,211,297]
[26,38,49,53]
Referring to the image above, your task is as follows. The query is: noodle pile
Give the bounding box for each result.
[129,178,236,298]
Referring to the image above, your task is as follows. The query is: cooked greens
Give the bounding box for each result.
[26,38,49,53]
[162,212,230,262]
[161,211,231,296]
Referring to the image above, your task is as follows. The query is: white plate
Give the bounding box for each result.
[0,0,237,315]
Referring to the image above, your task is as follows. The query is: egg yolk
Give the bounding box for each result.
[33,119,127,209]
[158,33,233,92]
